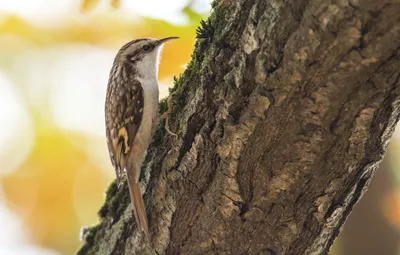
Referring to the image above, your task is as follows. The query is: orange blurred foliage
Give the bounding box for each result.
[0,14,195,80]
[81,0,100,12]
[81,0,120,12]
[2,122,109,253]
[383,189,400,232]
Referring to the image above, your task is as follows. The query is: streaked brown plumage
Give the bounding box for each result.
[105,37,178,242]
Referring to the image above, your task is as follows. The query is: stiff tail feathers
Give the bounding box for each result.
[126,173,150,242]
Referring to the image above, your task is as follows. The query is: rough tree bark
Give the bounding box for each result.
[78,0,400,254]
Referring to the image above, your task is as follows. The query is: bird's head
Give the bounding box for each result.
[114,37,179,79]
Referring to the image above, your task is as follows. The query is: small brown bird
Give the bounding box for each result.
[105,37,178,241]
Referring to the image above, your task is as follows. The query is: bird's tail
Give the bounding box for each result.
[126,173,150,242]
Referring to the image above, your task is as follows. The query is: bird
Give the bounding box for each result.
[105,37,179,242]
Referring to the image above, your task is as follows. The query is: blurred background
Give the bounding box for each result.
[0,1,399,254]
[0,0,208,254]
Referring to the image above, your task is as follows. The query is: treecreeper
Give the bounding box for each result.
[104,37,179,242]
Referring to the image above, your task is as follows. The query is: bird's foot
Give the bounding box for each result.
[153,93,177,137]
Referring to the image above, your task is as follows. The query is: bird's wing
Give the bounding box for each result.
[105,79,144,183]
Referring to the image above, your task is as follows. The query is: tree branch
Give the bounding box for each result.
[78,0,400,254]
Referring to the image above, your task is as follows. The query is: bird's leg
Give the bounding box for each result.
[153,93,177,136]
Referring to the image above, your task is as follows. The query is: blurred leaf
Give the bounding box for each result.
[0,16,50,46]
[0,14,198,80]
[182,5,204,24]
[387,142,400,185]
[383,189,400,232]
[1,122,109,254]
[110,0,120,9]
[81,0,99,12]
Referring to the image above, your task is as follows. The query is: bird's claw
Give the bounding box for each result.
[154,93,178,137]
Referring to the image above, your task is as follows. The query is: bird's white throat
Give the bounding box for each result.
[135,45,164,82]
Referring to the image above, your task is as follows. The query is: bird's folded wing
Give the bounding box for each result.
[105,79,144,179]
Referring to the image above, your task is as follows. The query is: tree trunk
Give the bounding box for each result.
[78,0,400,254]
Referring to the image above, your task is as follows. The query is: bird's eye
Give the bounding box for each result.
[142,44,151,52]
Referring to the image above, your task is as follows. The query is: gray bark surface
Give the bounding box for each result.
[78,0,400,254]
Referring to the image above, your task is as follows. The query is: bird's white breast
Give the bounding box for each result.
[135,77,159,149]
[132,47,162,151]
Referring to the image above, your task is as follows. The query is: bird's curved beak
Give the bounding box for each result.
[157,36,179,45]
